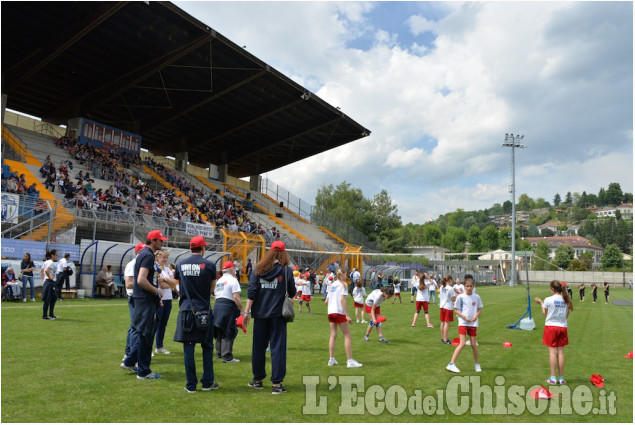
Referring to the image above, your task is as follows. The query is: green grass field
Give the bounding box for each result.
[1,285,632,422]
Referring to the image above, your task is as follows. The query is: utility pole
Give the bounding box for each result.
[502,133,526,287]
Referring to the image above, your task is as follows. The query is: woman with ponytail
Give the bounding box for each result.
[535,280,573,385]
[40,249,59,320]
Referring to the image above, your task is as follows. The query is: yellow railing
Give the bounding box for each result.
[2,125,41,166]
[219,229,265,282]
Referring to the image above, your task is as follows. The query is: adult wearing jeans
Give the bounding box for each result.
[121,230,167,380]
[154,249,176,355]
[121,243,145,364]
[20,252,36,302]
[173,235,218,393]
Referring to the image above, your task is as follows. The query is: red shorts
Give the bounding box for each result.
[543,326,569,347]
[365,305,380,314]
[416,301,429,312]
[458,326,477,337]
[328,313,348,323]
[440,308,454,322]
[301,295,311,302]
[354,301,364,308]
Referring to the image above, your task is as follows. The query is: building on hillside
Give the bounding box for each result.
[407,245,450,261]
[538,221,559,235]
[595,207,616,218]
[566,225,581,236]
[525,236,604,267]
[617,203,633,219]
[489,212,530,227]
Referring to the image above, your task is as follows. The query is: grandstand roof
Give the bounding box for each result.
[1,1,370,177]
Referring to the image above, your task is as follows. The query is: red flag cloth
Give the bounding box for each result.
[236,315,247,333]
[503,341,513,348]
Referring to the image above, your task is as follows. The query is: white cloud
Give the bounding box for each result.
[176,1,632,223]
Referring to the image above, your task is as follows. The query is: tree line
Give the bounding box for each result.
[313,181,632,265]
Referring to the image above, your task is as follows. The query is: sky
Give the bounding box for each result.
[175,1,633,224]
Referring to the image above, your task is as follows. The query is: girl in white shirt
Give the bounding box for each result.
[535,280,573,385]
[325,270,362,368]
[411,273,433,328]
[438,276,456,344]
[446,275,483,373]
[363,286,394,343]
[352,280,367,323]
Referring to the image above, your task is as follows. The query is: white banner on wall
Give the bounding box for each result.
[1,192,20,224]
[185,222,215,239]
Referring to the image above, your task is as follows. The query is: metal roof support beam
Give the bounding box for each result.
[4,2,128,93]
[141,69,268,134]
[46,32,213,122]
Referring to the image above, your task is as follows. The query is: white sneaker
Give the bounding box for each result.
[155,347,171,354]
[23,298,27,302]
[446,363,460,373]
[31,298,36,302]
[347,359,363,368]
[361,320,367,323]
[475,363,482,372]
[328,358,338,366]
[356,319,360,323]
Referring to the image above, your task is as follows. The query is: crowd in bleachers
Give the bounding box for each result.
[2,131,291,239]
[22,135,281,235]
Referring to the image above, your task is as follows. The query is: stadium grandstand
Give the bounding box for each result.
[1,1,375,297]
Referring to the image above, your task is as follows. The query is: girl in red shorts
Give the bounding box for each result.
[438,275,456,344]
[326,269,362,368]
[535,280,573,385]
[446,276,482,373]
[352,280,367,323]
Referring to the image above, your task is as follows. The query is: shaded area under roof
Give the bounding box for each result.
[1,1,370,177]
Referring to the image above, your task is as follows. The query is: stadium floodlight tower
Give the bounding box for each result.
[502,133,525,287]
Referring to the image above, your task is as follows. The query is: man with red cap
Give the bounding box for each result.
[120,242,145,368]
[121,230,167,380]
[213,260,244,363]
[173,235,219,393]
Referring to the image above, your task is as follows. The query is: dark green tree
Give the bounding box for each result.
[502,200,512,214]
[601,244,624,270]
[481,225,500,251]
[528,222,540,237]
[606,183,623,206]
[554,244,575,269]
[533,241,554,271]
[553,193,561,206]
[441,226,467,252]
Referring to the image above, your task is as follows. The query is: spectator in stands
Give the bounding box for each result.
[96,265,117,299]
[1,177,7,192]
[43,170,56,192]
[26,183,38,197]
[6,175,18,193]
[21,252,36,302]
[2,267,21,300]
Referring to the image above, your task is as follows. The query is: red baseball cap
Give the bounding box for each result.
[222,260,235,270]
[147,230,168,241]
[271,240,285,252]
[134,243,146,253]
[190,235,208,248]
